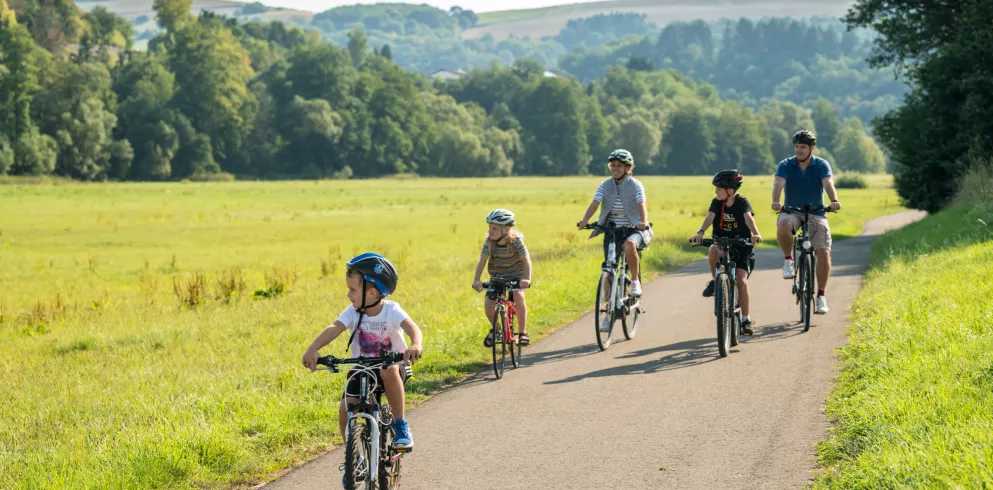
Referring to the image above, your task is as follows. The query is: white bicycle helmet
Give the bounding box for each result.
[486,208,516,226]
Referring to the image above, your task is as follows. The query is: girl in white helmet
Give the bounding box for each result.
[472,208,532,347]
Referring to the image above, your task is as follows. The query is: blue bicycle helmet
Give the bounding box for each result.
[346,253,398,297]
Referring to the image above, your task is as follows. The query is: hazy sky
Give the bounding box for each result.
[258,0,595,13]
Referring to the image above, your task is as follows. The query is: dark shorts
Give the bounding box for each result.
[726,245,755,277]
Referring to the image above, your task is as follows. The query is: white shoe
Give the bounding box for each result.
[782,259,795,279]
[599,319,612,332]
[815,296,829,314]
[630,280,642,297]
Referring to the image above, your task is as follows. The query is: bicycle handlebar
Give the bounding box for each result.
[691,237,753,248]
[317,351,405,370]
[581,222,653,231]
[481,280,521,290]
[780,204,836,215]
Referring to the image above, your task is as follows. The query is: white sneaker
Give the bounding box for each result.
[782,259,795,279]
[815,296,829,314]
[629,280,642,297]
[599,318,612,332]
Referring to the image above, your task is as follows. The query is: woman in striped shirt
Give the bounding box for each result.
[576,149,652,302]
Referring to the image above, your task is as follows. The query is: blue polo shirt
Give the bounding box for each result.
[775,156,833,216]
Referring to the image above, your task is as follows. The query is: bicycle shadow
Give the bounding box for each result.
[738,321,806,344]
[543,337,722,385]
[522,343,601,368]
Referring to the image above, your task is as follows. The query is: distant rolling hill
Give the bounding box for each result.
[467,0,853,39]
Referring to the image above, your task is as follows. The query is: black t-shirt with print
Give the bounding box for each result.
[709,195,754,239]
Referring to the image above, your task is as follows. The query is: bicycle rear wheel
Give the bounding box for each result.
[715,273,731,357]
[594,271,614,351]
[802,255,813,332]
[509,312,521,369]
[491,309,507,378]
[343,418,373,490]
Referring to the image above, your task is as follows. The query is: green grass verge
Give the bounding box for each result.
[0,176,901,489]
[816,204,993,487]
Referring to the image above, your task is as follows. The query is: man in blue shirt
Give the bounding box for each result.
[771,130,842,314]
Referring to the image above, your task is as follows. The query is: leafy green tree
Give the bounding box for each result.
[515,77,590,175]
[811,97,841,150]
[347,27,368,67]
[833,117,885,173]
[660,102,715,174]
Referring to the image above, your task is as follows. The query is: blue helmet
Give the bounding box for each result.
[346,253,398,297]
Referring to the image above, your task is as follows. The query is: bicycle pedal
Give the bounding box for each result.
[394,446,413,454]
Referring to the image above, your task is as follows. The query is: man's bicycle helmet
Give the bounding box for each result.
[792,130,816,146]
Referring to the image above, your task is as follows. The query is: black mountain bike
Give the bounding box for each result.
[692,236,752,357]
[780,204,835,332]
[583,222,649,351]
[317,352,413,490]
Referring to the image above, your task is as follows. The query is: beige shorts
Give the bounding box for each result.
[778,213,832,251]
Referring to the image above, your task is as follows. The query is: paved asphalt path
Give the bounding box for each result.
[263,211,925,490]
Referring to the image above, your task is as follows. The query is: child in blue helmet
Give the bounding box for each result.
[303,253,423,452]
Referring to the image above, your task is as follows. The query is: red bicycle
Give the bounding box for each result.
[482,280,523,379]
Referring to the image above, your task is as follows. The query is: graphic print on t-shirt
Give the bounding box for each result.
[709,196,754,239]
[356,318,392,357]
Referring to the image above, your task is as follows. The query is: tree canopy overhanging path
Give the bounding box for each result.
[263,211,925,490]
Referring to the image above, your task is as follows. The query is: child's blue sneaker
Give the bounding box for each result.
[392,418,413,448]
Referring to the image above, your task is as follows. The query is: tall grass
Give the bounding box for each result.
[816,204,993,487]
[0,176,901,488]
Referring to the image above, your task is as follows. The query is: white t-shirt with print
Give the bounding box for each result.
[335,300,410,357]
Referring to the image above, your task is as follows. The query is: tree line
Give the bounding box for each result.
[844,0,993,212]
[0,0,888,181]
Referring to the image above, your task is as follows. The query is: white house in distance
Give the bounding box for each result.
[430,69,467,80]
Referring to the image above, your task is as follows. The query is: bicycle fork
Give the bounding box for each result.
[346,411,380,486]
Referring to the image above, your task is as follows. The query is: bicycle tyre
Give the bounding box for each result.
[802,254,813,332]
[344,418,373,490]
[730,285,741,348]
[621,269,638,340]
[509,310,521,369]
[594,271,614,351]
[378,425,401,490]
[716,273,731,358]
[491,308,506,378]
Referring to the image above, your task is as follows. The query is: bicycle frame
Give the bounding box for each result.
[484,281,519,344]
[694,236,751,356]
[599,223,642,316]
[781,204,833,330]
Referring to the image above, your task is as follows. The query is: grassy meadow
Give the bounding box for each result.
[0,175,901,489]
[816,204,993,487]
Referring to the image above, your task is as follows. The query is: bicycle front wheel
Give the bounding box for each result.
[802,255,814,332]
[491,308,507,378]
[594,271,614,351]
[508,312,521,369]
[621,269,638,340]
[715,273,731,357]
[343,418,373,490]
